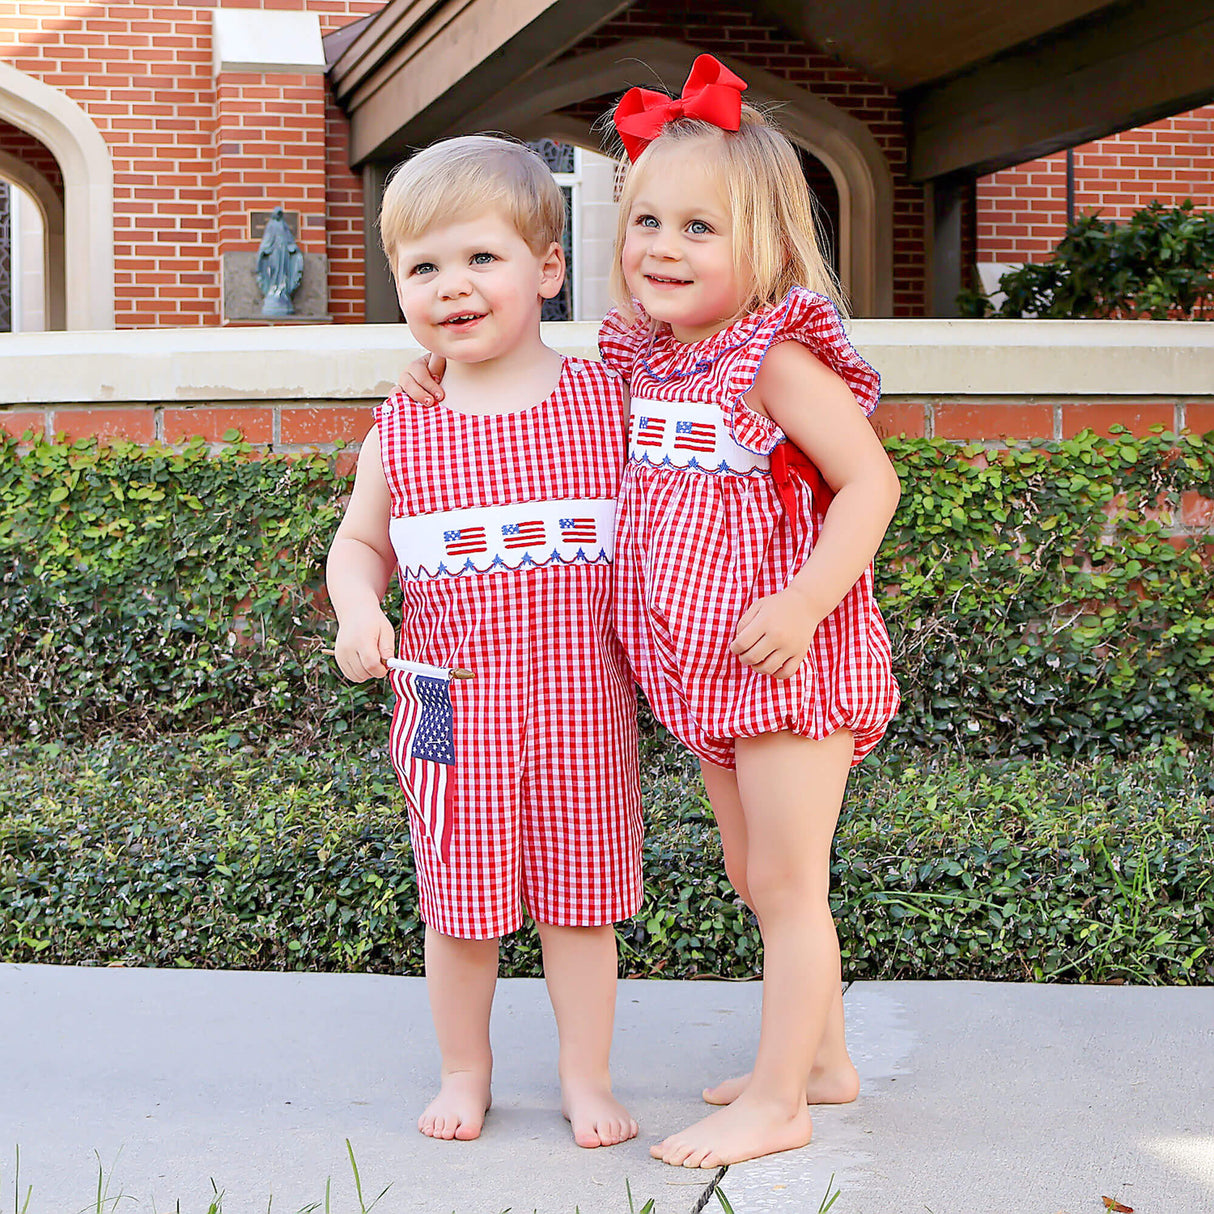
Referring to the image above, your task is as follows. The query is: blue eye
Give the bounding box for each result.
[411,262,437,276]
[635,214,659,229]
[472,252,496,264]
[688,220,712,235]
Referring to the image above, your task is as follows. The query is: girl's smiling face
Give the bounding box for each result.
[621,146,749,343]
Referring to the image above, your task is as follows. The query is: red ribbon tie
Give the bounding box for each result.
[613,54,748,161]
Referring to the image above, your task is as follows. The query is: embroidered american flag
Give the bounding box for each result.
[443,527,486,557]
[502,520,545,549]
[388,667,456,863]
[559,517,596,544]
[674,419,716,453]
[635,416,665,447]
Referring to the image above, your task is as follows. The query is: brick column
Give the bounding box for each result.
[212,8,330,324]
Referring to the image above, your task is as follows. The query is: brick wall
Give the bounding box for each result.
[0,0,381,327]
[563,0,927,316]
[978,104,1214,263]
[9,395,1211,457]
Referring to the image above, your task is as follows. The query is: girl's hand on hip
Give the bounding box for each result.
[397,353,447,404]
[730,585,820,679]
[334,611,396,682]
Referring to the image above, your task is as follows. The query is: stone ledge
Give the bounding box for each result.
[1,320,1213,405]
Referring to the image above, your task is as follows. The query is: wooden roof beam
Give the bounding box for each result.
[906,0,1214,181]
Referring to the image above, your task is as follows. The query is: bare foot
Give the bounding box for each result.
[650,1094,813,1168]
[702,1061,860,1107]
[561,1078,639,1148]
[418,1069,492,1141]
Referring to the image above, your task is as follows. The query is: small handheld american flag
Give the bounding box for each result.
[388,660,457,863]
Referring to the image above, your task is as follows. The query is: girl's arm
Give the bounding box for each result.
[730,341,901,679]
[398,353,447,403]
[325,424,399,681]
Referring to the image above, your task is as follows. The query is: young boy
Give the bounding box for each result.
[326,136,642,1149]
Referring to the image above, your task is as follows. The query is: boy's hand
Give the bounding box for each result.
[334,611,396,682]
[729,585,821,679]
[397,353,447,404]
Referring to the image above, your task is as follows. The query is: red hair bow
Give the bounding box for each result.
[613,54,748,162]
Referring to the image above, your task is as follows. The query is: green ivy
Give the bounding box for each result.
[882,429,1214,754]
[1,429,1212,755]
[0,434,389,741]
[3,737,1210,984]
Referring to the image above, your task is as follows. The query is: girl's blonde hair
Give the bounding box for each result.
[609,105,847,324]
[380,135,564,264]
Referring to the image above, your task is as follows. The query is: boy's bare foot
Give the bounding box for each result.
[561,1078,639,1148]
[651,1094,813,1168]
[418,1070,492,1141]
[702,1061,860,1107]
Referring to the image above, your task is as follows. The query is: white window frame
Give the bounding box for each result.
[550,147,583,320]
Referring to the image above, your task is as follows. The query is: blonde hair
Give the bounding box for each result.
[380,135,564,264]
[609,106,846,324]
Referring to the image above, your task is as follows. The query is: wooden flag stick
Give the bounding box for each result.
[319,648,473,679]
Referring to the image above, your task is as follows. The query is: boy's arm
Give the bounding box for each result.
[729,341,901,679]
[325,425,398,681]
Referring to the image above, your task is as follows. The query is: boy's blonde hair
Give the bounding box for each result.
[380,135,565,264]
[609,106,847,324]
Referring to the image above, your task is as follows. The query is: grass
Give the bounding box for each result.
[4,1142,742,1214]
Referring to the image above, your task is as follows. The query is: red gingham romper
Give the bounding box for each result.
[374,357,643,940]
[599,286,900,770]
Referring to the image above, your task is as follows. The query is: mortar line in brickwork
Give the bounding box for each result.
[154,405,164,445]
[1052,402,1062,441]
[923,400,935,440]
[273,404,281,447]
[1177,401,1187,432]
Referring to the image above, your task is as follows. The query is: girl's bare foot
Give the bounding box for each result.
[651,1093,813,1168]
[561,1078,639,1148]
[702,1060,860,1107]
[418,1069,492,1141]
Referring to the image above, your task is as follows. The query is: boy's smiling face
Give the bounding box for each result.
[393,209,565,365]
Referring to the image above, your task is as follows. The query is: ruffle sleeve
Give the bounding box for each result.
[598,306,651,377]
[726,287,881,454]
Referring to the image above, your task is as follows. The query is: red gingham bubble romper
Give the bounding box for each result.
[374,357,643,940]
[599,286,900,770]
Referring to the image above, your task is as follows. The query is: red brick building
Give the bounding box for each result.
[3,2,1213,334]
[977,103,1214,284]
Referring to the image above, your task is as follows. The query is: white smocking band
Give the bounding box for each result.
[627,398,770,474]
[390,498,616,580]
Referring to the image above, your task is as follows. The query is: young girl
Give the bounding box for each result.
[599,55,901,1169]
[400,56,900,1169]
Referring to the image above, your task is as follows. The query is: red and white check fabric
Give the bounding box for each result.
[374,358,642,940]
[599,287,899,769]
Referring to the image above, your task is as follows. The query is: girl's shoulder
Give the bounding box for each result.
[598,305,652,374]
[741,287,881,416]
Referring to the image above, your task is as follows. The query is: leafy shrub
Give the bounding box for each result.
[0,435,387,741]
[2,429,1212,755]
[882,429,1214,755]
[960,200,1214,319]
[2,737,1210,984]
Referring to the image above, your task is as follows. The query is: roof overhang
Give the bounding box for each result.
[328,0,1214,181]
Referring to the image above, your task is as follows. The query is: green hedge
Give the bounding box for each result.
[1,428,1212,754]
[2,737,1210,984]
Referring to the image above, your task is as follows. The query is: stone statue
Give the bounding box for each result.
[255,206,304,317]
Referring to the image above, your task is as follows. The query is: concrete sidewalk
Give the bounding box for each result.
[2,964,1211,1214]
